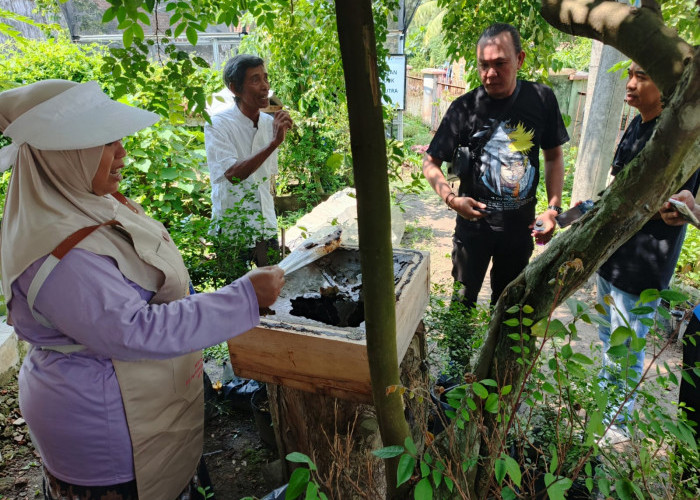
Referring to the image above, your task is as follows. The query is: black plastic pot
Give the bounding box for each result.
[429,373,461,435]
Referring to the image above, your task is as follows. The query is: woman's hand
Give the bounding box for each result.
[246,266,285,308]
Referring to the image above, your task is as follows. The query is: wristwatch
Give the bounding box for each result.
[547,205,562,214]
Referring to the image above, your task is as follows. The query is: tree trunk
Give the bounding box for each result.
[333,1,411,497]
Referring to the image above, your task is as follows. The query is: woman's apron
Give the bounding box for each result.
[27,218,204,500]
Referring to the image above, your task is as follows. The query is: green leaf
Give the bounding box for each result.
[174,21,186,38]
[410,459,425,481]
[522,304,534,314]
[544,473,572,500]
[286,452,316,470]
[610,326,632,346]
[607,344,630,358]
[630,336,646,352]
[522,317,533,326]
[404,436,418,456]
[550,319,568,337]
[531,317,548,337]
[134,158,152,172]
[614,478,637,500]
[501,385,512,396]
[484,393,499,413]
[160,167,179,180]
[502,486,516,500]
[561,344,573,359]
[132,22,144,41]
[123,26,134,48]
[480,379,498,387]
[472,382,488,399]
[570,353,594,365]
[639,289,660,304]
[186,25,198,46]
[432,469,442,488]
[494,458,506,485]
[177,183,194,194]
[505,305,520,314]
[504,318,520,327]
[542,382,556,394]
[660,289,688,303]
[444,476,454,492]
[504,455,522,487]
[102,7,117,23]
[630,306,654,315]
[286,467,310,500]
[414,478,433,500]
[548,445,558,472]
[372,445,404,459]
[397,454,415,487]
[305,481,319,499]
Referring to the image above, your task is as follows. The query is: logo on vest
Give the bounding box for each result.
[185,357,204,387]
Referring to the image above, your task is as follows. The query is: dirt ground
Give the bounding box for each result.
[0,188,687,499]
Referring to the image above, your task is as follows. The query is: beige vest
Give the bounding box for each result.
[28,220,203,500]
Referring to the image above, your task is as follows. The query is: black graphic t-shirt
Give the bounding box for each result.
[427,80,569,235]
[598,114,700,295]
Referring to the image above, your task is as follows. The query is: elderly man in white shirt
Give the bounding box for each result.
[204,54,293,266]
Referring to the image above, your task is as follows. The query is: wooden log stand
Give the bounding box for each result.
[268,324,427,498]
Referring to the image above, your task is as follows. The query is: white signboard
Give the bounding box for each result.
[383,54,406,110]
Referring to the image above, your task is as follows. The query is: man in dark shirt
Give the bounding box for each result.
[422,23,569,310]
[596,63,700,431]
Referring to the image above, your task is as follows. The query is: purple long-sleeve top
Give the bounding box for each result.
[8,248,260,486]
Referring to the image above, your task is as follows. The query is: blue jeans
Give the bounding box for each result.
[596,275,659,423]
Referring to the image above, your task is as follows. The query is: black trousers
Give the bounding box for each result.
[451,226,533,309]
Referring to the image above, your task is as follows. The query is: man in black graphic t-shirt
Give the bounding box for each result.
[423,23,569,309]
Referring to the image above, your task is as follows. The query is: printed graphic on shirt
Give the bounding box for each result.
[478,120,536,211]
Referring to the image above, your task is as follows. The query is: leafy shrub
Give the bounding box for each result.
[676,225,700,288]
[0,37,108,87]
[383,288,699,499]
[424,284,488,380]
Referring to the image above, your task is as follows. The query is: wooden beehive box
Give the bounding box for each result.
[227,247,429,402]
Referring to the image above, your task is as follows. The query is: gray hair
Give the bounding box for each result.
[477,23,522,55]
[223,54,265,102]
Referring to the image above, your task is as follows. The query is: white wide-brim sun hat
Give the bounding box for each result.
[0,80,159,171]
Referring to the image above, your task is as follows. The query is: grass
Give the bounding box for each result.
[401,222,435,250]
[402,113,434,148]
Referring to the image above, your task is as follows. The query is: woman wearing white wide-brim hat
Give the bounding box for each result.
[0,80,284,500]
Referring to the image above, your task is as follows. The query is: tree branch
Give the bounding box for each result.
[540,0,694,96]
